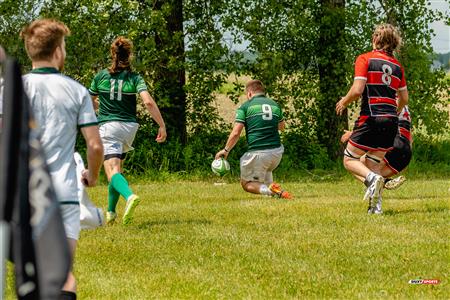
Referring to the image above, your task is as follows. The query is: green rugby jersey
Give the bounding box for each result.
[235,94,284,151]
[89,69,147,123]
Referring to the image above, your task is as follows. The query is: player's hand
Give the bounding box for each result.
[215,149,228,160]
[81,169,97,187]
[340,130,352,143]
[155,126,167,143]
[336,98,347,115]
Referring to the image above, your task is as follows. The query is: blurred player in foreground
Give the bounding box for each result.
[89,37,166,225]
[215,80,291,199]
[336,24,408,214]
[21,19,103,300]
[0,45,5,130]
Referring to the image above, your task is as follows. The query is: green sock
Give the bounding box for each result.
[111,173,133,201]
[107,182,120,212]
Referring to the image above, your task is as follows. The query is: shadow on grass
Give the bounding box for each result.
[383,206,448,216]
[137,218,212,229]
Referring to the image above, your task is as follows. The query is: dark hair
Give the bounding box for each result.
[108,36,133,73]
[20,18,70,61]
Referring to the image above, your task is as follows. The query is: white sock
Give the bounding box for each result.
[366,172,376,183]
[259,184,272,196]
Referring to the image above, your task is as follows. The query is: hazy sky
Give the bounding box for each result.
[430,0,449,53]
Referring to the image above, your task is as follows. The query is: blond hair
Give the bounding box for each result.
[20,19,70,61]
[109,36,133,73]
[245,79,265,94]
[372,23,402,55]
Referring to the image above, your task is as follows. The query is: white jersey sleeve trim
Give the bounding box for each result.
[88,89,98,95]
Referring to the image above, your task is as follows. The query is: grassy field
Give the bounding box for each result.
[6,178,449,299]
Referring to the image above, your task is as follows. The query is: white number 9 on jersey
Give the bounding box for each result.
[262,104,273,120]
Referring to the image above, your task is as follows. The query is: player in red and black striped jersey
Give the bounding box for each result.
[336,24,409,214]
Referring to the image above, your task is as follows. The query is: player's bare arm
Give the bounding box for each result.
[140,90,167,143]
[80,125,103,187]
[340,130,352,143]
[278,120,286,131]
[90,95,99,110]
[336,79,366,115]
[215,122,244,160]
[397,89,408,113]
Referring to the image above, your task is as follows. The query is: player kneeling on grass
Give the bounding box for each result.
[335,24,408,214]
[215,79,291,199]
[89,37,166,225]
[341,106,412,197]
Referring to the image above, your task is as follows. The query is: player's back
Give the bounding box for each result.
[357,50,406,118]
[89,69,146,124]
[237,95,283,151]
[23,67,96,201]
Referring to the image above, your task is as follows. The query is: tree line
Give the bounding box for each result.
[1,0,448,172]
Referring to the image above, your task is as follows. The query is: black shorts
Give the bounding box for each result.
[349,116,398,152]
[383,136,412,174]
[104,152,127,160]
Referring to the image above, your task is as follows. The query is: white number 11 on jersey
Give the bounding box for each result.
[110,79,124,101]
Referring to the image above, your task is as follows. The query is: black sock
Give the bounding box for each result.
[363,178,370,187]
[59,291,77,300]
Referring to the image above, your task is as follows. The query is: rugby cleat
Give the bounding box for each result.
[384,175,406,190]
[122,194,140,225]
[373,190,383,214]
[363,174,384,211]
[106,211,117,225]
[269,182,293,199]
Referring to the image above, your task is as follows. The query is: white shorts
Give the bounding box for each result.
[60,204,81,240]
[99,121,139,157]
[240,145,284,184]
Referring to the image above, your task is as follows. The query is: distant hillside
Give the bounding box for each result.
[238,51,450,70]
[436,52,450,70]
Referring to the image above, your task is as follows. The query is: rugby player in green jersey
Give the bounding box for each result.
[215,80,292,199]
[89,37,166,225]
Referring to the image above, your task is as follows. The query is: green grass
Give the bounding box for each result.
[6,178,449,299]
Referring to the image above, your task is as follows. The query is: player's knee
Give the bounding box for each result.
[342,159,354,171]
[104,159,122,181]
[240,179,250,191]
[343,148,362,169]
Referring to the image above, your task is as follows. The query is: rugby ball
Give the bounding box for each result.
[211,158,230,176]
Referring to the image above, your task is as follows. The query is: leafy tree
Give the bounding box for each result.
[146,0,187,143]
[0,0,41,68]
[316,0,349,158]
[0,0,448,173]
[183,0,231,135]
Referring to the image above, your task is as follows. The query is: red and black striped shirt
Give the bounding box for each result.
[398,106,411,142]
[354,50,407,117]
